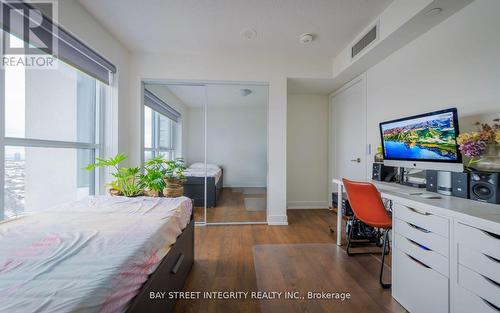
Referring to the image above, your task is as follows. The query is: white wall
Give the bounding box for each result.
[364,0,500,177]
[129,53,332,225]
[287,94,329,209]
[186,105,267,187]
[143,85,189,158]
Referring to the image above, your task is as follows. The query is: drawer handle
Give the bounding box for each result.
[483,230,500,240]
[484,254,500,264]
[407,222,431,233]
[171,254,184,274]
[406,238,431,251]
[481,274,500,288]
[405,253,431,269]
[480,297,500,312]
[408,207,431,216]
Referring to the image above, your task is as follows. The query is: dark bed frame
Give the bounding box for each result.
[183,169,223,208]
[126,200,195,313]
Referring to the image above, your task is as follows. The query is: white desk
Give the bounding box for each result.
[332,178,500,313]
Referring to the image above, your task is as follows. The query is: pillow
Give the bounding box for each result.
[190,162,220,170]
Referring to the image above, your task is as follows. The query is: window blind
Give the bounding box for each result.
[1,1,116,84]
[144,89,181,123]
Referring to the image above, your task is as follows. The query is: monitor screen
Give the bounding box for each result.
[379,108,462,163]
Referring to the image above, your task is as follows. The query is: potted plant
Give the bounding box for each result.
[140,156,168,197]
[457,119,500,171]
[163,158,187,197]
[85,153,143,197]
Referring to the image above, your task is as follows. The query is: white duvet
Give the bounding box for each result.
[0,196,192,313]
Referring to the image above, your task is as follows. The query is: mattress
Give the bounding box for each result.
[0,196,192,313]
[184,167,222,184]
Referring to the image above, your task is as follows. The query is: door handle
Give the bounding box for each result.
[350,158,361,163]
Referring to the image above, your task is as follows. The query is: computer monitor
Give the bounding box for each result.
[379,108,463,172]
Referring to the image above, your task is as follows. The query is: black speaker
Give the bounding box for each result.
[452,172,469,199]
[470,172,500,204]
[372,163,397,182]
[426,170,438,193]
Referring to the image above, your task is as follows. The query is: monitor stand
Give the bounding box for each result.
[399,168,426,188]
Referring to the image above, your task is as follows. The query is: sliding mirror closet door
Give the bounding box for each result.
[206,83,268,223]
[143,83,207,224]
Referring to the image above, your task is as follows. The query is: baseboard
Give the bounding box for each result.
[287,201,329,209]
[267,214,288,225]
[223,184,267,188]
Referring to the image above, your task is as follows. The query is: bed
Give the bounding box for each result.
[183,163,223,208]
[0,196,194,313]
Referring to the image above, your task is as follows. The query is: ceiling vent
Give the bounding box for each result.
[351,24,378,59]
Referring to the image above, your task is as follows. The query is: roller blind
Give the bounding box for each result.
[1,0,116,84]
[144,89,181,123]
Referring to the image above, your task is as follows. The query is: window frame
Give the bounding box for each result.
[144,108,178,160]
[0,67,105,220]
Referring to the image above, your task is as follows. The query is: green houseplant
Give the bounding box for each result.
[140,156,168,197]
[163,158,187,197]
[85,153,143,197]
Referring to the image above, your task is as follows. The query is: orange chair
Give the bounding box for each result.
[342,178,392,288]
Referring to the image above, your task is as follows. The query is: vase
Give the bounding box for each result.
[163,178,186,198]
[143,189,160,197]
[471,144,500,172]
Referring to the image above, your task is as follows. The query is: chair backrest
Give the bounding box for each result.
[342,178,391,228]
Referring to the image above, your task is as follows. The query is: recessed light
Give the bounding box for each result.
[299,33,314,44]
[240,28,257,40]
[425,8,442,16]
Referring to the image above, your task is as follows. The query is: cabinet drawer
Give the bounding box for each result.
[456,222,500,261]
[458,244,500,284]
[395,217,449,257]
[458,264,500,308]
[456,285,500,313]
[393,248,449,313]
[394,203,449,238]
[395,232,449,277]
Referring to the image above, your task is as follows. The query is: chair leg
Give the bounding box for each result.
[346,217,355,256]
[379,229,392,289]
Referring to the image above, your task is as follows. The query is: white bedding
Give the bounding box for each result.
[0,196,192,313]
[184,167,222,184]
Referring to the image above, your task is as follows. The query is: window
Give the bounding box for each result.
[143,89,181,161]
[0,4,116,220]
[1,55,104,220]
[144,106,178,161]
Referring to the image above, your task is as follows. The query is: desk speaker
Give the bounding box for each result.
[470,172,500,204]
[372,163,397,182]
[452,172,469,199]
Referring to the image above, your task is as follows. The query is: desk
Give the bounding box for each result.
[332,178,500,313]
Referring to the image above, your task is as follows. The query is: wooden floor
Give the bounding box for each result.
[194,187,267,223]
[174,209,406,313]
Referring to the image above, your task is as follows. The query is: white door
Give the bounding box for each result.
[330,75,367,181]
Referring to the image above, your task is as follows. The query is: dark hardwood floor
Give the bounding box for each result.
[194,187,267,223]
[174,209,406,313]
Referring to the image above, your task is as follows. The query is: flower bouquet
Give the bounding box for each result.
[457,119,500,170]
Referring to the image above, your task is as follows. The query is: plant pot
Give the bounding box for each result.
[163,178,186,198]
[143,189,160,197]
[108,188,122,196]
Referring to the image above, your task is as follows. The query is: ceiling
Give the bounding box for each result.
[78,0,392,59]
[146,83,268,108]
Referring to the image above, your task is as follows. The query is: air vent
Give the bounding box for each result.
[351,25,377,58]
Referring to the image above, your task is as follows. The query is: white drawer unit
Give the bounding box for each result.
[395,232,449,277]
[395,217,449,257]
[458,264,500,309]
[394,203,449,238]
[392,248,449,313]
[458,243,500,285]
[456,285,500,313]
[456,222,500,261]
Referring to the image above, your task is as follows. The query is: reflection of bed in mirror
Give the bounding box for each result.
[183,163,223,208]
